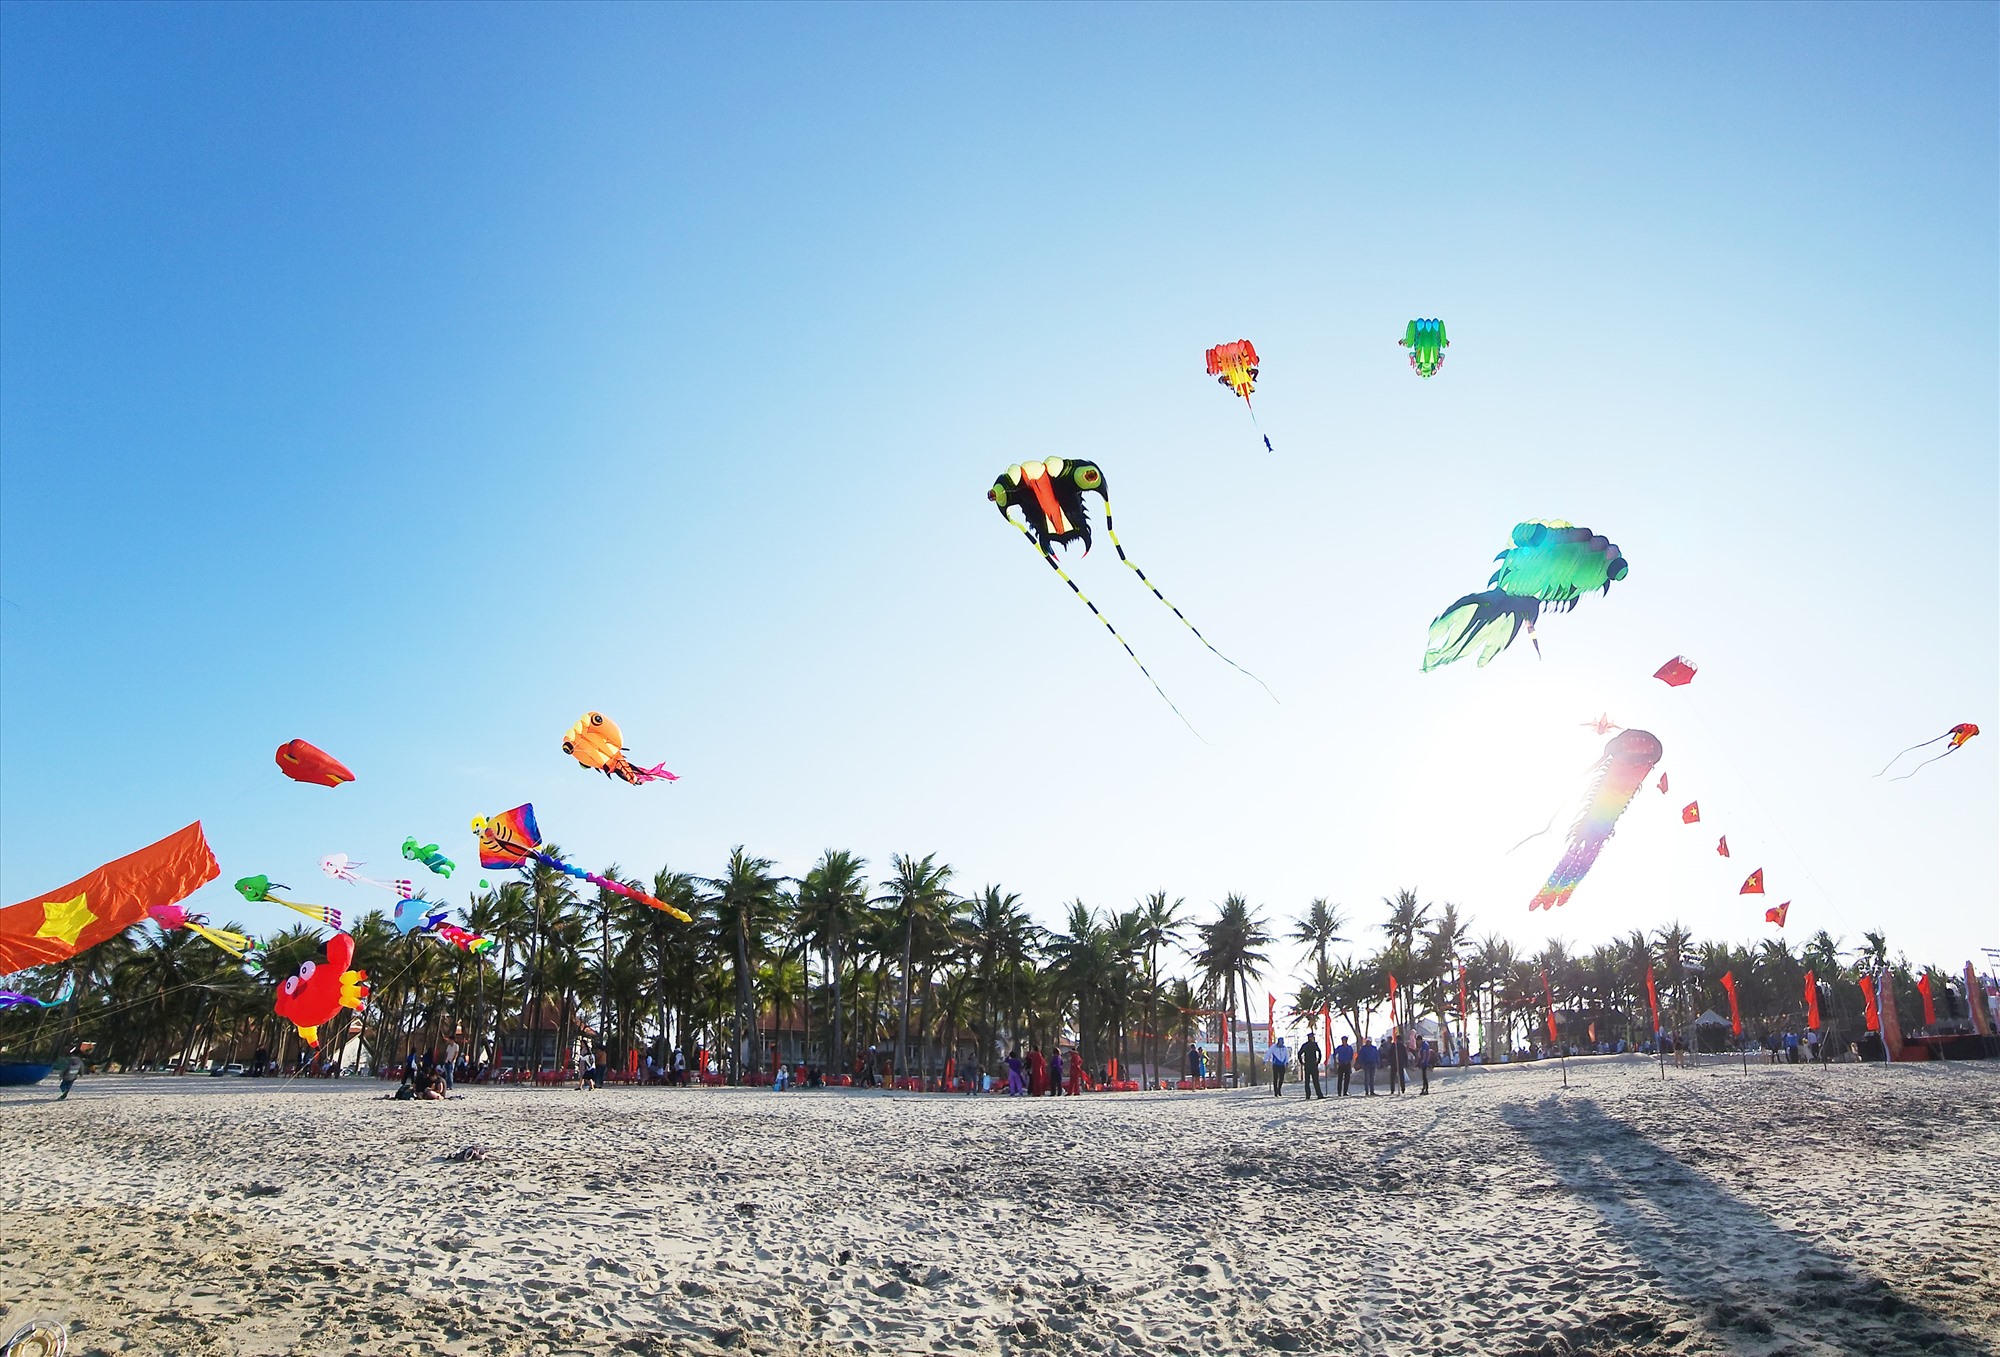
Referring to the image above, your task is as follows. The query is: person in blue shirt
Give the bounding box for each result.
[1333,1037,1354,1096]
[1357,1037,1381,1095]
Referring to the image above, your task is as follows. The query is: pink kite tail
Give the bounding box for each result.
[636,762,679,783]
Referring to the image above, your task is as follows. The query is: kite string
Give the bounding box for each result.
[1874,732,1949,779]
[1007,518,1206,742]
[1099,499,1278,703]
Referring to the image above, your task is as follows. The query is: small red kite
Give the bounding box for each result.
[1682,802,1701,824]
[276,739,354,788]
[1657,772,1669,794]
[1740,868,1765,894]
[1764,901,1789,927]
[1654,656,1697,687]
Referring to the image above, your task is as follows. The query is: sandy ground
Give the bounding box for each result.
[2,1056,1996,1357]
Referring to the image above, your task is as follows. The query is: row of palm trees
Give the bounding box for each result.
[2,852,1982,1081]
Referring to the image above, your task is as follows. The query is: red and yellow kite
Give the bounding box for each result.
[0,823,219,971]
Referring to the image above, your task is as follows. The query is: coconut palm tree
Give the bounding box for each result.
[795,849,869,1071]
[875,852,955,1083]
[700,847,789,1082]
[1194,893,1272,1084]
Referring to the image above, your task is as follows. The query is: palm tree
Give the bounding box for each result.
[1194,894,1272,1084]
[876,852,955,1084]
[795,850,869,1071]
[699,847,788,1082]
[1136,891,1189,1084]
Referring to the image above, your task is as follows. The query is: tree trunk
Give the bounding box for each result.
[896,916,915,1084]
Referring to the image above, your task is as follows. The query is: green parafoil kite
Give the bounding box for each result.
[1400,318,1448,378]
[1424,519,1627,671]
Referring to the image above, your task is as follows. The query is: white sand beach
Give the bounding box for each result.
[3,1057,1997,1357]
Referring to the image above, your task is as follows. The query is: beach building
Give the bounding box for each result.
[498,999,595,1073]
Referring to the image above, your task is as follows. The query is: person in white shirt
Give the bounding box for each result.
[1268,1036,1291,1097]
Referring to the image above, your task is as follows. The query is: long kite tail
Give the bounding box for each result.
[1008,518,1203,740]
[1243,400,1272,453]
[1874,733,1949,778]
[1100,500,1277,702]
[271,895,342,930]
[1889,746,1961,781]
[186,922,255,959]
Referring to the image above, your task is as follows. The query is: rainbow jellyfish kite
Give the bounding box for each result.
[1529,728,1663,911]
[1399,319,1449,378]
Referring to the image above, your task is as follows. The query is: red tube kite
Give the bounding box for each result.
[1654,656,1697,687]
[0,823,219,972]
[1719,970,1742,1035]
[1740,868,1764,895]
[276,739,354,787]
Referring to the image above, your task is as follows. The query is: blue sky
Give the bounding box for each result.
[3,4,1993,995]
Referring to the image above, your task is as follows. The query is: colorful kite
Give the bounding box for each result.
[0,823,219,972]
[392,897,494,954]
[987,457,1270,724]
[1399,318,1448,378]
[472,804,693,922]
[273,931,369,1046]
[319,855,413,899]
[1424,520,1628,671]
[1765,902,1790,928]
[1875,723,1980,780]
[1682,802,1701,824]
[401,839,456,877]
[1529,728,1663,911]
[1204,340,1271,451]
[1654,656,1697,687]
[1740,869,1764,895]
[233,876,343,930]
[563,712,677,786]
[146,904,254,960]
[0,974,74,1012]
[275,739,354,788]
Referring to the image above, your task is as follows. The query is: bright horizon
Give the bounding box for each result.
[2,5,1994,1009]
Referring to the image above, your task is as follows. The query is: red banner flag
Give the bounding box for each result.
[1860,975,1880,1032]
[1645,966,1661,1033]
[0,823,219,972]
[1740,868,1765,895]
[1720,970,1742,1035]
[1457,964,1469,1023]
[1916,974,1936,1026]
[1267,992,1276,1046]
[1540,969,1559,1043]
[1387,973,1398,1035]
[1764,902,1789,927]
[1657,772,1669,793]
[1804,971,1821,1031]
[1716,835,1730,857]
[1682,802,1701,824]
[1324,1005,1332,1060]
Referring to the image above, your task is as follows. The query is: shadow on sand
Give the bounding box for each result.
[1496,1096,1992,1357]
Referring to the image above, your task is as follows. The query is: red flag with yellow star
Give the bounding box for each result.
[0,823,219,971]
[1740,868,1765,895]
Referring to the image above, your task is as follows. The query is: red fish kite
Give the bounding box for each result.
[1740,868,1764,895]
[1764,901,1789,927]
[1682,802,1701,824]
[273,931,369,1046]
[276,739,354,787]
[0,823,219,971]
[1654,656,1697,687]
[1715,835,1729,856]
[1875,723,1980,780]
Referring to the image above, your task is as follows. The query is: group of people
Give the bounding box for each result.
[1209,1030,1444,1100]
[1002,1044,1088,1096]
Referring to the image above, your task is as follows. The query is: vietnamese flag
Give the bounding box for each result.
[1716,836,1730,857]
[1860,975,1880,1032]
[1645,966,1661,1034]
[1764,902,1790,927]
[0,823,219,972]
[1740,868,1765,895]
[1720,970,1742,1035]
[1683,802,1701,824]
[1804,971,1821,1031]
[1916,974,1937,1026]
[1657,772,1669,794]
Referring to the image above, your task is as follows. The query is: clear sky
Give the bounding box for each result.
[3,4,1994,1001]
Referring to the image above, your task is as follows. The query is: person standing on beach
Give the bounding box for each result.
[1049,1048,1065,1096]
[1416,1037,1432,1095]
[1268,1036,1290,1097]
[443,1032,462,1090]
[1298,1032,1323,1100]
[1007,1046,1026,1096]
[1334,1037,1353,1096]
[1027,1047,1049,1097]
[1358,1037,1380,1095]
[1064,1051,1083,1096]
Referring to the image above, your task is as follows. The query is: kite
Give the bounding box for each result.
[275,739,354,788]
[0,823,220,972]
[319,855,413,899]
[146,904,254,960]
[401,838,456,877]
[0,974,74,1012]
[987,457,1271,725]
[1582,713,1621,735]
[1654,656,1697,687]
[273,931,369,1046]
[1204,340,1272,452]
[472,804,693,922]
[1875,723,1980,780]
[563,713,677,786]
[1657,773,1668,794]
[233,876,343,930]
[1529,728,1663,911]
[1740,869,1764,895]
[1399,318,1448,378]
[1424,519,1629,671]
[1765,902,1790,928]
[392,897,494,954]
[1716,836,1729,857]
[1682,802,1701,824]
